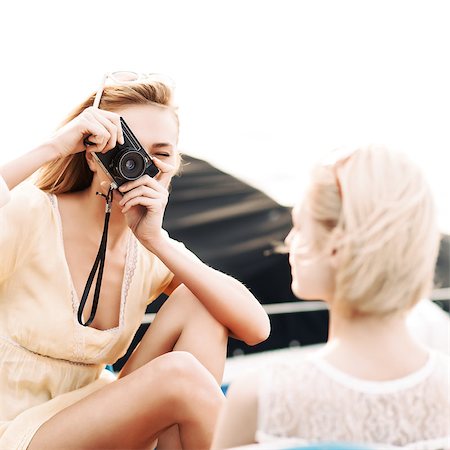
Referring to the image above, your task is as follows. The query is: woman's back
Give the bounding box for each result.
[257,350,450,449]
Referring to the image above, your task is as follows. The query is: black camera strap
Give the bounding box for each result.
[77,186,114,327]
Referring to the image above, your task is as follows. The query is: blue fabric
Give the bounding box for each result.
[283,443,372,450]
[105,364,114,373]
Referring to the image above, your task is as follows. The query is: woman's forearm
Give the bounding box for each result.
[145,233,271,346]
[0,141,59,190]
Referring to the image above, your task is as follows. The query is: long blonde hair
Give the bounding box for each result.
[36,82,177,194]
[304,145,440,316]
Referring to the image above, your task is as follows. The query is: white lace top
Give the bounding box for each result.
[257,350,450,450]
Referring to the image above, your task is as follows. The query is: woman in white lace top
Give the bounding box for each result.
[212,146,450,450]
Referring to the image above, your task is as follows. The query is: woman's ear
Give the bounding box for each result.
[329,247,339,269]
[85,151,97,172]
[327,227,343,270]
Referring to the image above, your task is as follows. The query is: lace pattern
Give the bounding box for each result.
[257,352,450,449]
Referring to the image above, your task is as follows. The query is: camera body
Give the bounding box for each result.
[92,117,159,190]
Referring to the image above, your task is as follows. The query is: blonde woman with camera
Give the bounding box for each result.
[0,73,270,450]
[212,146,449,450]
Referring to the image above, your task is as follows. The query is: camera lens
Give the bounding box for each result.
[125,159,136,171]
[117,150,146,180]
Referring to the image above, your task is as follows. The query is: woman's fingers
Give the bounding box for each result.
[153,157,176,189]
[51,107,125,157]
[113,156,175,214]
[89,110,119,152]
[119,185,164,205]
[117,175,169,213]
[121,196,164,214]
[118,174,167,195]
[82,107,124,152]
[81,117,110,152]
[93,109,124,146]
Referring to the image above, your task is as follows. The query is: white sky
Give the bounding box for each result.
[1,0,449,232]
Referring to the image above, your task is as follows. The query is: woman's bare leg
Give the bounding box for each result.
[121,284,229,382]
[119,284,229,449]
[28,352,224,450]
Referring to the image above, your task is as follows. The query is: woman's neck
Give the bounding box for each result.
[328,306,408,341]
[319,304,429,380]
[61,182,129,250]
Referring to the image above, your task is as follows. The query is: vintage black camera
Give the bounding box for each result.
[92,117,159,190]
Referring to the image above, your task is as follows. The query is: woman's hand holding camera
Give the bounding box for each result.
[49,107,124,158]
[116,157,176,248]
[0,108,126,192]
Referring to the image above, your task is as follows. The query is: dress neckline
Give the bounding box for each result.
[310,350,436,394]
[49,192,135,333]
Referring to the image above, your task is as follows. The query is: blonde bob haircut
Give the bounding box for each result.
[36,81,178,194]
[303,145,440,316]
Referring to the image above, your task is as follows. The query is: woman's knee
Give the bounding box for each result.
[147,351,214,387]
[142,351,224,415]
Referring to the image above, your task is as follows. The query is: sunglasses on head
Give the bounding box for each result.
[93,71,175,109]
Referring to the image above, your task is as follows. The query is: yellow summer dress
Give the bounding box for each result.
[0,182,175,449]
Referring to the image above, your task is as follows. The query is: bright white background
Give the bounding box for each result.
[1,0,449,232]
